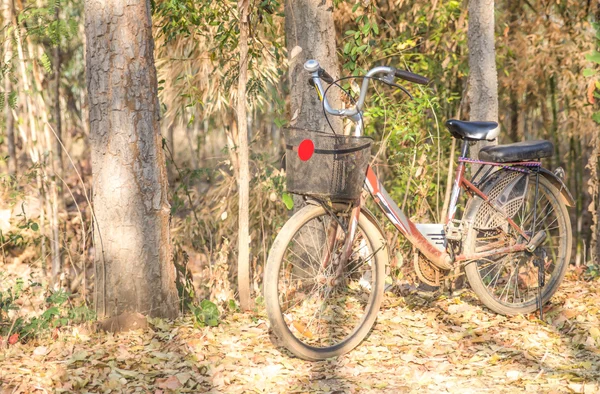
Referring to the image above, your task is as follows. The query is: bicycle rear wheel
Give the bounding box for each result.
[264,203,387,360]
[464,174,572,315]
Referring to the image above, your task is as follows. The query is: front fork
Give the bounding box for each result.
[321,202,361,285]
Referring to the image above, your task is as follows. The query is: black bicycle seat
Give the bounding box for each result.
[479,140,554,163]
[445,119,500,141]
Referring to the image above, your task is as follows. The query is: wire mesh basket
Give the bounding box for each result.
[284,128,373,201]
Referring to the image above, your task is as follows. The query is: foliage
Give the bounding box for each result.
[167,144,289,302]
[153,0,285,118]
[0,275,95,341]
[189,299,220,328]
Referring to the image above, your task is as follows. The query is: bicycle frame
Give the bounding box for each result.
[355,138,538,270]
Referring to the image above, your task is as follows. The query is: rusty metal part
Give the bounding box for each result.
[455,243,527,262]
[413,252,444,287]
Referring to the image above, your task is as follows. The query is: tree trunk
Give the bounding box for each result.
[84,0,179,322]
[285,0,342,133]
[237,0,251,311]
[285,0,342,212]
[2,0,16,176]
[54,4,63,174]
[467,0,498,175]
[51,2,63,287]
[589,129,599,265]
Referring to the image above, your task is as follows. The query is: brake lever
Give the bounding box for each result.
[378,70,414,99]
[380,79,413,100]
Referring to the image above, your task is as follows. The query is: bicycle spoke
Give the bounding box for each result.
[468,175,569,312]
[275,209,377,349]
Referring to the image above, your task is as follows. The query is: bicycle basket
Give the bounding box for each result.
[284,128,373,201]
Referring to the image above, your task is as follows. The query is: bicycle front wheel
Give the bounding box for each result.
[264,203,387,360]
[464,175,572,315]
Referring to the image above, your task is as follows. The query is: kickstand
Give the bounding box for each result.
[537,258,545,321]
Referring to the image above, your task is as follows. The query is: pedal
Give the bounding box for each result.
[445,220,464,241]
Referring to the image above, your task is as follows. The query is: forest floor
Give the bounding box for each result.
[1,271,599,394]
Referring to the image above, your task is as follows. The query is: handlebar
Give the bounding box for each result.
[304,59,428,121]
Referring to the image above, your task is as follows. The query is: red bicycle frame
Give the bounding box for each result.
[347,140,537,269]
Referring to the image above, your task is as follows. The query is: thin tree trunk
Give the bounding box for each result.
[549,76,560,169]
[51,2,63,286]
[85,0,179,324]
[467,0,498,175]
[589,129,599,265]
[13,1,49,274]
[237,0,251,311]
[3,0,16,176]
[54,4,63,174]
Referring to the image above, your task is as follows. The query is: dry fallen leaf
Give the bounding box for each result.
[33,346,49,356]
[155,376,181,390]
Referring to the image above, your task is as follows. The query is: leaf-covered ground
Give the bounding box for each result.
[1,272,599,393]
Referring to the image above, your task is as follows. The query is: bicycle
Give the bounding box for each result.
[264,59,574,361]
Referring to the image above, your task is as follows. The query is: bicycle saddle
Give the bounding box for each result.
[479,140,554,163]
[445,119,500,141]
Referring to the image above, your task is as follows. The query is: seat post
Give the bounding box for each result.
[460,140,469,158]
[446,139,471,223]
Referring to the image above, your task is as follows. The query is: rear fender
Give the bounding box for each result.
[538,168,575,207]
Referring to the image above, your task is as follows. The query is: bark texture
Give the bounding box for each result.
[285,0,342,133]
[3,0,16,176]
[84,0,179,320]
[237,0,251,310]
[467,0,498,173]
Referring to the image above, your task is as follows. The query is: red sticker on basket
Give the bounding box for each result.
[298,139,314,161]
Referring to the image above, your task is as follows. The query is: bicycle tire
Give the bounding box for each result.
[264,203,388,360]
[464,175,572,315]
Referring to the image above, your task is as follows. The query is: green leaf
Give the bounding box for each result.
[40,53,52,73]
[8,91,17,109]
[282,192,293,210]
[345,30,356,36]
[583,68,595,77]
[207,318,218,327]
[41,306,59,319]
[361,23,371,35]
[592,112,600,124]
[30,222,39,231]
[343,42,352,54]
[372,23,379,35]
[586,51,600,65]
[274,118,287,128]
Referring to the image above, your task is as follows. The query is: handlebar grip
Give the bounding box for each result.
[394,69,430,85]
[319,68,334,84]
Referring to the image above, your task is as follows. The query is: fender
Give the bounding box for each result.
[358,206,387,243]
[538,168,575,207]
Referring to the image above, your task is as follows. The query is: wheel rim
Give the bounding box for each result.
[276,210,378,349]
[471,177,568,308]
